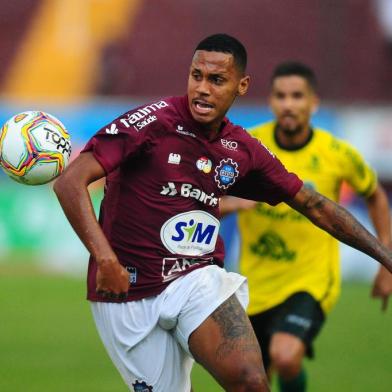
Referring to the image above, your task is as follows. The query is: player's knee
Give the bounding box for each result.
[270,350,302,378]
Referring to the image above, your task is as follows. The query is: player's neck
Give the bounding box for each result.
[274,125,313,151]
[200,118,225,141]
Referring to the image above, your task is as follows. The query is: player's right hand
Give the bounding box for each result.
[371,266,392,312]
[96,258,130,300]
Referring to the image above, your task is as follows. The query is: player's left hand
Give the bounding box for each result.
[371,266,392,311]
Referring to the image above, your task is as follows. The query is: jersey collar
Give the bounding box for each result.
[273,123,314,151]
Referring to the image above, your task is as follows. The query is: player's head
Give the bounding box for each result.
[195,33,248,74]
[269,61,319,135]
[187,34,250,131]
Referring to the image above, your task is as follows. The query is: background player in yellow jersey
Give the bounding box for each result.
[220,61,392,391]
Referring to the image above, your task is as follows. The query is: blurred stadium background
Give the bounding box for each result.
[0,1,391,391]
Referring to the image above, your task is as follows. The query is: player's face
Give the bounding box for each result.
[187,50,249,132]
[269,75,319,134]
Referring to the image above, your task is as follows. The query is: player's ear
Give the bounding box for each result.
[267,93,276,114]
[311,94,320,114]
[237,75,250,96]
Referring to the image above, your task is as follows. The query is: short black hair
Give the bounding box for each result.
[195,33,247,73]
[271,61,317,91]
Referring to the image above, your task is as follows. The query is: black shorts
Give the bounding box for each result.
[249,292,325,369]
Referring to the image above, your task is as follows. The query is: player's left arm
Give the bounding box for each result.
[365,183,392,310]
[286,185,392,273]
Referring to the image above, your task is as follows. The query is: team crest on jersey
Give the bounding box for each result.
[126,266,137,284]
[214,158,239,189]
[132,380,153,392]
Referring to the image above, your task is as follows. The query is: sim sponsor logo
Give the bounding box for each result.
[160,211,219,256]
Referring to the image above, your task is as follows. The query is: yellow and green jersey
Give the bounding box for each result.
[238,122,377,315]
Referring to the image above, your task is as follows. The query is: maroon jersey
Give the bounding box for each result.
[82,96,302,301]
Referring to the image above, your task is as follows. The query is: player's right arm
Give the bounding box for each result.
[53,152,129,299]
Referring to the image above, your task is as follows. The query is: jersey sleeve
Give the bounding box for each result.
[81,108,156,174]
[334,138,377,197]
[228,135,303,205]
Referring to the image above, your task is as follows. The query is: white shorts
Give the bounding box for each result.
[90,265,248,392]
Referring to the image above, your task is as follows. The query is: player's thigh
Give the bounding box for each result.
[188,294,265,385]
[91,302,193,392]
[127,325,194,392]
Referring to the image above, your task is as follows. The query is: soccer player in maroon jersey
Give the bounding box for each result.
[54,34,392,392]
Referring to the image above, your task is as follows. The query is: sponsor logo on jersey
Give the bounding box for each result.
[134,114,157,131]
[168,153,181,165]
[250,231,296,261]
[160,182,218,206]
[115,100,168,131]
[132,380,153,392]
[214,158,239,189]
[254,203,305,222]
[176,124,196,138]
[161,257,213,282]
[161,182,178,196]
[105,123,119,135]
[221,138,238,151]
[160,210,219,256]
[196,156,212,173]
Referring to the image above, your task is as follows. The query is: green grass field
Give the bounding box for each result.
[0,264,391,391]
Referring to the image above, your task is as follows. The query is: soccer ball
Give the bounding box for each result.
[0,111,71,185]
